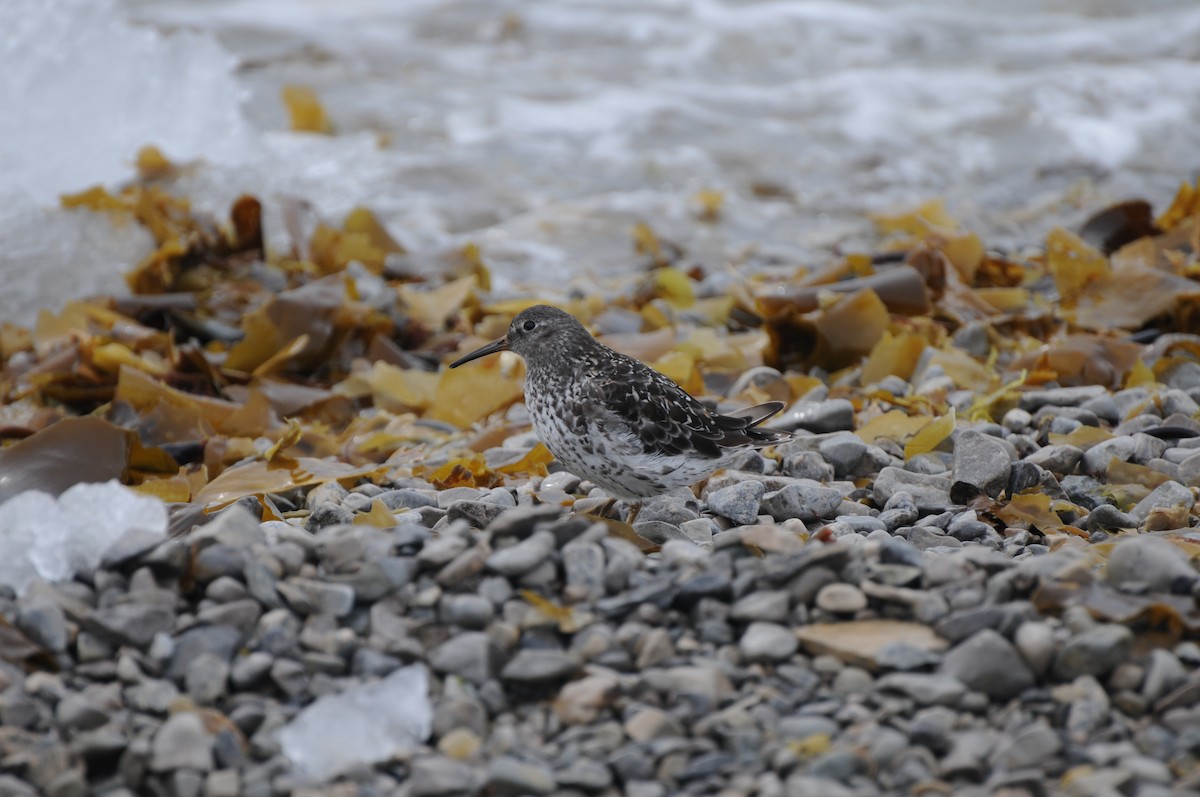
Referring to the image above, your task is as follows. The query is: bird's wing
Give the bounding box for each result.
[580,357,732,460]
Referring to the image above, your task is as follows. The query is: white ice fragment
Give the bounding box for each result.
[280,665,433,782]
[0,480,168,595]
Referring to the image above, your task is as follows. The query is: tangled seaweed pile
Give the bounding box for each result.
[0,165,1198,797]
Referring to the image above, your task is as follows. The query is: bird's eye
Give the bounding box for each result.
[523,320,536,331]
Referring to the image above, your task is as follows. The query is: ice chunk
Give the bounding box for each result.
[280,665,433,781]
[0,0,253,325]
[0,480,168,595]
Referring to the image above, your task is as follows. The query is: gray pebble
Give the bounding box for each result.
[150,712,214,772]
[940,629,1033,700]
[487,530,555,577]
[706,481,766,526]
[739,622,798,662]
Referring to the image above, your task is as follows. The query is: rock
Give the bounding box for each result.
[625,707,685,741]
[730,590,790,623]
[447,500,507,529]
[184,653,230,704]
[815,583,867,614]
[940,629,1034,700]
[1130,480,1195,522]
[1014,621,1056,676]
[151,712,214,772]
[952,429,1014,498]
[486,531,555,576]
[761,482,843,522]
[553,673,618,725]
[1142,649,1187,702]
[500,649,579,685]
[90,603,176,648]
[775,399,855,433]
[876,673,965,706]
[409,755,483,797]
[167,626,243,680]
[1106,535,1198,592]
[795,621,947,671]
[429,633,495,685]
[991,720,1061,769]
[1025,444,1084,474]
[706,481,766,526]
[55,694,109,731]
[873,468,952,510]
[486,756,555,796]
[17,601,68,652]
[562,542,606,601]
[739,622,798,662]
[1054,625,1134,681]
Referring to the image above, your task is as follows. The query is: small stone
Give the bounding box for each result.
[429,633,495,685]
[151,712,214,772]
[55,694,109,731]
[796,620,946,671]
[486,531,555,577]
[409,755,483,797]
[1130,480,1195,522]
[91,603,176,649]
[17,601,68,652]
[873,467,952,510]
[446,500,507,529]
[439,594,494,629]
[485,756,555,796]
[500,649,579,685]
[1106,534,1198,592]
[815,583,867,614]
[625,707,684,741]
[730,590,790,623]
[940,629,1034,700]
[876,673,965,706]
[437,727,482,760]
[706,481,766,526]
[1054,624,1134,681]
[952,429,1014,498]
[739,622,798,662]
[1014,621,1056,676]
[1142,649,1187,702]
[761,482,843,522]
[991,720,1061,769]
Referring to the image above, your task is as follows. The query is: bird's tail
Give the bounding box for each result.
[717,401,793,447]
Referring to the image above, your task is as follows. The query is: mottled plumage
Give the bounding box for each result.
[450,305,790,507]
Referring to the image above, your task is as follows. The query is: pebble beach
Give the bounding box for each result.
[2,375,1199,797]
[2,1,1200,796]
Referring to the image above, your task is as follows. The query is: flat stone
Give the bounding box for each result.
[446,500,508,529]
[501,649,579,685]
[795,620,947,672]
[991,720,1061,769]
[90,603,176,648]
[876,672,965,705]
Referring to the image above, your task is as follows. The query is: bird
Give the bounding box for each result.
[449,305,791,523]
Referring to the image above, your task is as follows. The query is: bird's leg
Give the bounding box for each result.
[625,501,643,526]
[582,497,619,520]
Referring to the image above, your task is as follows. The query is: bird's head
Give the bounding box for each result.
[449,305,591,367]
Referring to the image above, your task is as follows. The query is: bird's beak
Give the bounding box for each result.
[449,337,509,368]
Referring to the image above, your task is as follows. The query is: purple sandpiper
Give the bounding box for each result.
[450,305,791,521]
